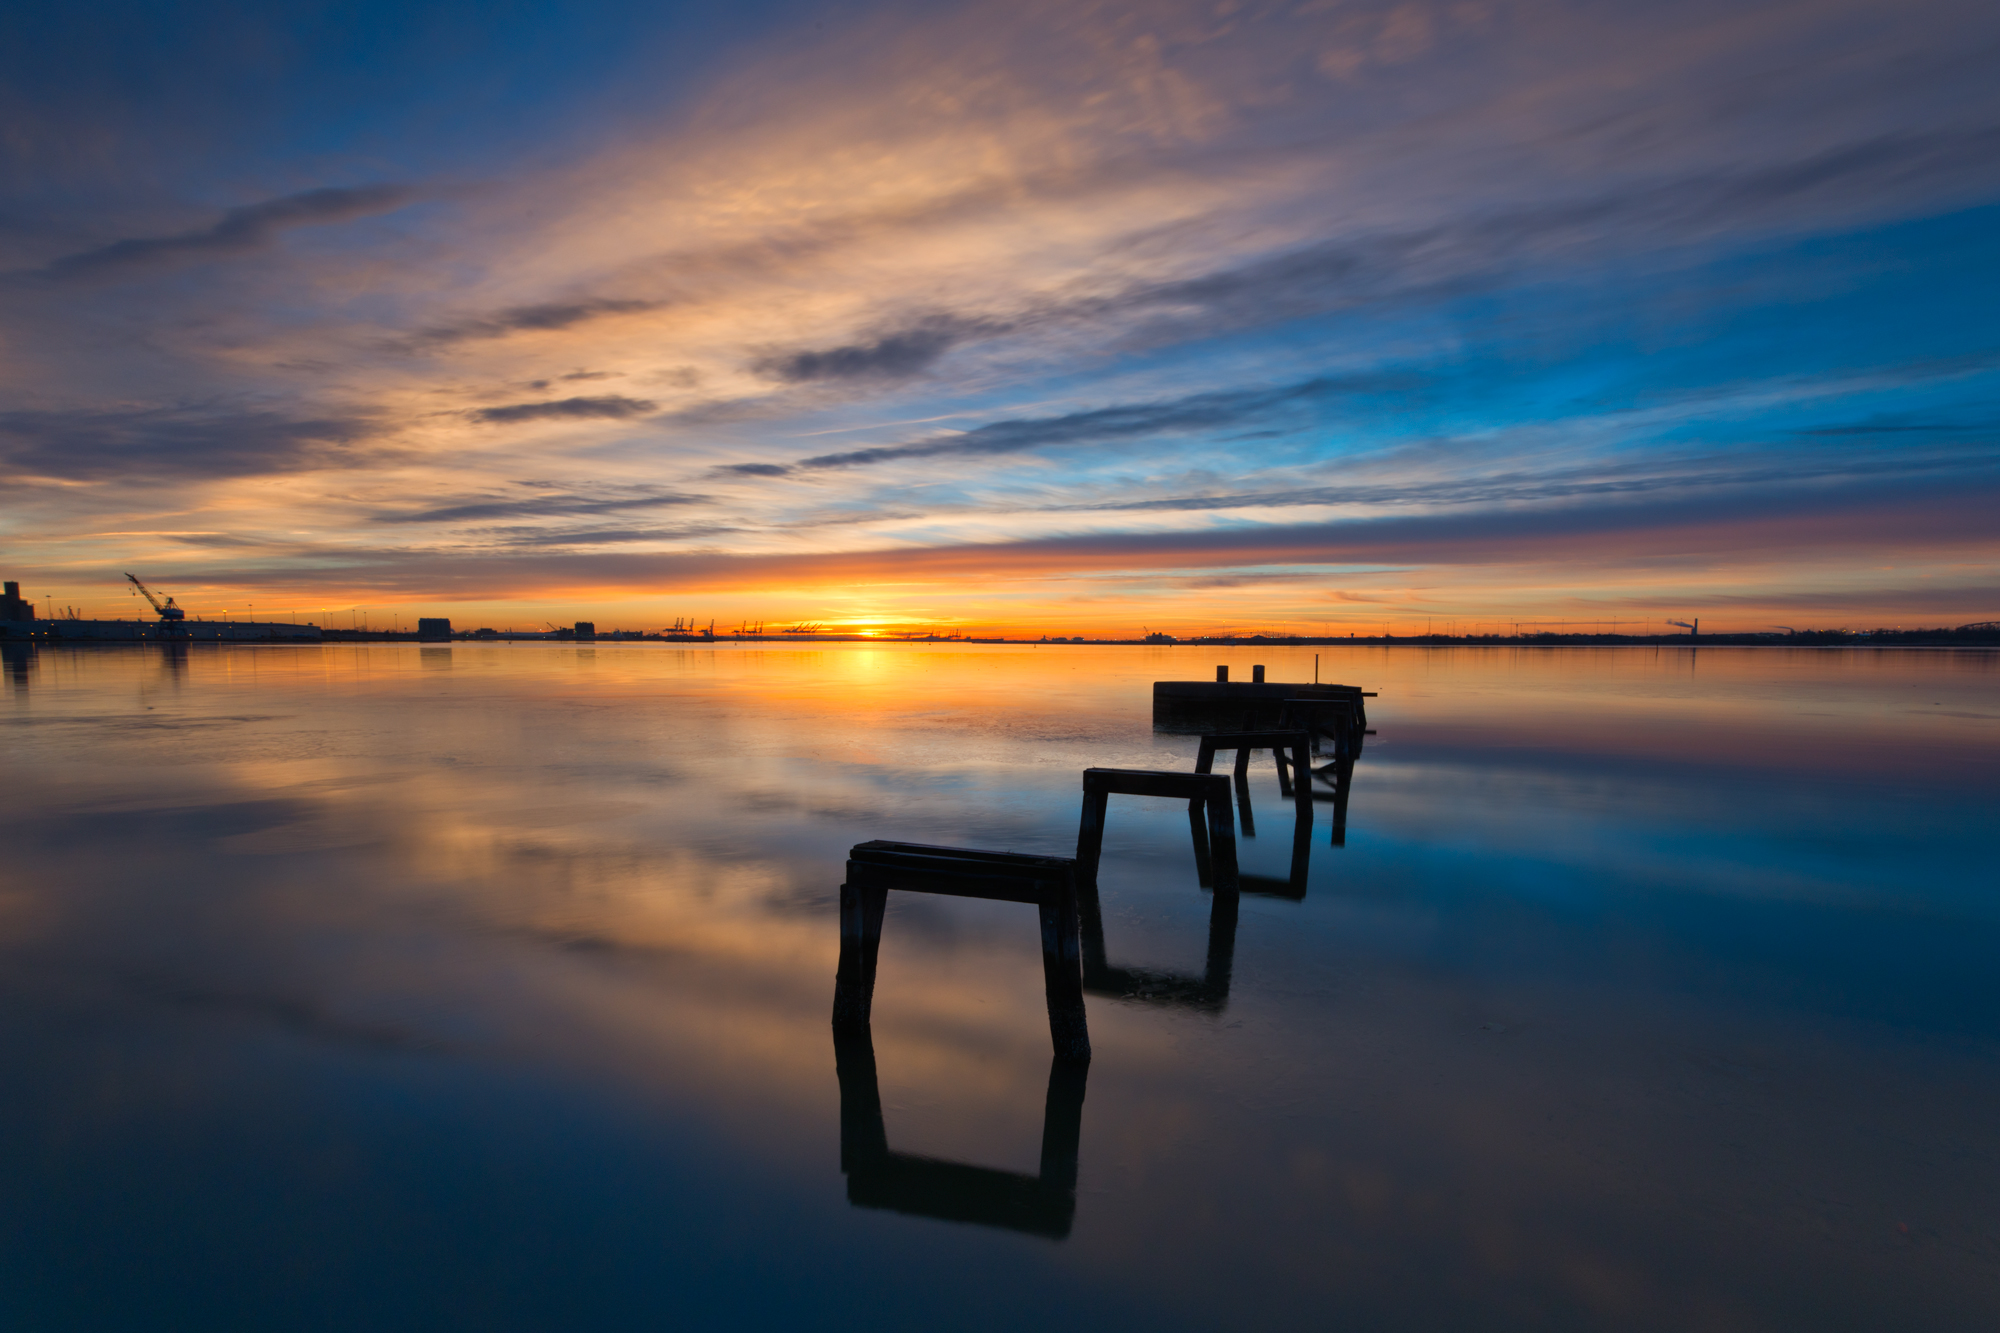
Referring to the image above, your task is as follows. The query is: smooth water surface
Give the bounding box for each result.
[2,642,1996,1330]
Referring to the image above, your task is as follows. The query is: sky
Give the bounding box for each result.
[2,0,1996,635]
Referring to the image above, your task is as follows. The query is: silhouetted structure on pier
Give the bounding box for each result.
[1152,669,1373,745]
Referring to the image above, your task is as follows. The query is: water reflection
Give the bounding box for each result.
[1310,754,1353,847]
[1078,876,1238,1009]
[2,641,30,692]
[0,643,1995,1330]
[835,1031,1086,1240]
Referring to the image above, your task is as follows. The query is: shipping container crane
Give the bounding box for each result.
[125,573,186,620]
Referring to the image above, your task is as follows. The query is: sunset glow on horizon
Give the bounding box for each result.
[3,0,1996,635]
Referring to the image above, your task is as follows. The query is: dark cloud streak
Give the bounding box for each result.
[377,490,708,524]
[417,299,661,345]
[471,395,656,424]
[459,524,742,548]
[168,472,2000,599]
[755,318,995,383]
[791,373,1412,470]
[39,185,412,280]
[0,405,378,480]
[1045,449,2000,515]
[1058,128,2000,343]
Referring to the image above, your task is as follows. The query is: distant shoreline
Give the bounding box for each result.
[11,630,1997,649]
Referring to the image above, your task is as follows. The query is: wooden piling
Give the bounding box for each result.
[832,880,888,1032]
[1232,745,1255,836]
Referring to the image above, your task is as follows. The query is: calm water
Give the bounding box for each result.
[2,642,1997,1330]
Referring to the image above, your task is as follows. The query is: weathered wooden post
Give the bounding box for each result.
[1321,755,1354,846]
[1039,886,1090,1062]
[1076,786,1110,888]
[832,880,888,1032]
[1231,745,1255,836]
[1203,780,1239,889]
[1185,794,1214,884]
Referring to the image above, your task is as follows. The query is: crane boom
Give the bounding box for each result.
[125,572,185,620]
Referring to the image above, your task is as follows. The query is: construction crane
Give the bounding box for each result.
[125,572,186,620]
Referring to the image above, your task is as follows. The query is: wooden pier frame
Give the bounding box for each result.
[833,841,1090,1063]
[1276,696,1366,761]
[1193,729,1315,886]
[834,1030,1086,1239]
[1194,729,1313,837]
[1075,768,1239,894]
[1272,699,1360,845]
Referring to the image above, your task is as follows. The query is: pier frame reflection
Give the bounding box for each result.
[1077,876,1240,1009]
[834,1031,1086,1240]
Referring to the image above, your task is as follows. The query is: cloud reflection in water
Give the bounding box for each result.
[0,642,1995,1329]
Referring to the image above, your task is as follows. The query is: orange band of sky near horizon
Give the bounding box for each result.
[3,0,1996,636]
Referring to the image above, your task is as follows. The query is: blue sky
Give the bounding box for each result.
[2,0,1995,632]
